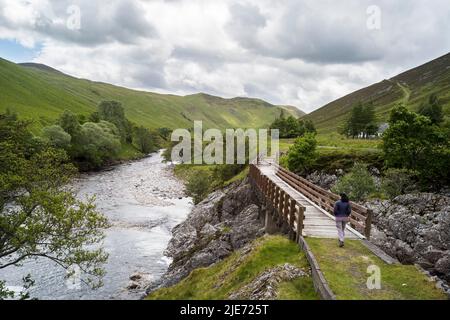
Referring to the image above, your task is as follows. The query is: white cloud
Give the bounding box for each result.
[0,0,449,112]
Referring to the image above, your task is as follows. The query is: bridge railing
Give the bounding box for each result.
[275,165,373,239]
[249,164,306,242]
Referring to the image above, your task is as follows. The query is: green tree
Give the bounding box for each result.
[42,125,71,149]
[286,133,317,174]
[332,163,376,202]
[419,94,444,125]
[186,171,211,204]
[382,105,450,187]
[381,168,417,199]
[344,102,377,138]
[76,121,121,169]
[0,114,109,299]
[59,110,81,137]
[98,101,132,143]
[133,126,156,154]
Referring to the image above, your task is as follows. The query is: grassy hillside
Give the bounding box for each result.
[0,58,301,131]
[304,53,450,134]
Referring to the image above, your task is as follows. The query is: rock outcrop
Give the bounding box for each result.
[146,178,264,294]
[228,264,307,300]
[367,193,450,286]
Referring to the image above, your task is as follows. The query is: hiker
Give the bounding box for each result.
[334,193,352,247]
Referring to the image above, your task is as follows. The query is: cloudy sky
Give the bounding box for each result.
[0,0,449,112]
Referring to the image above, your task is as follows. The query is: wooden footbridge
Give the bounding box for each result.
[249,159,373,241]
[249,160,449,301]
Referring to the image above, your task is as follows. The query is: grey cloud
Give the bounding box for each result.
[1,0,157,46]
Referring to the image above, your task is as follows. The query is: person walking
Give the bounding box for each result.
[334,193,352,247]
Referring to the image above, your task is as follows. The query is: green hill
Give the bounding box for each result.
[0,58,302,131]
[303,53,450,134]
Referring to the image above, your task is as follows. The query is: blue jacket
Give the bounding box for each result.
[334,200,351,217]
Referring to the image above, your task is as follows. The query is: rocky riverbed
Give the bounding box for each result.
[0,151,193,300]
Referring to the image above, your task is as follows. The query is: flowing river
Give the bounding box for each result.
[0,151,193,300]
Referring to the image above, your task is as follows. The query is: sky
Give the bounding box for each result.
[0,0,449,113]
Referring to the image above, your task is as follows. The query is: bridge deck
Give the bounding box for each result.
[258,162,361,240]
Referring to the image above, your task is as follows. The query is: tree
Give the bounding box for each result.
[42,125,71,149]
[133,126,156,154]
[59,110,81,137]
[270,116,315,139]
[286,133,317,174]
[344,101,377,138]
[76,121,121,169]
[332,163,376,202]
[383,105,450,187]
[186,171,211,204]
[98,101,132,143]
[0,114,109,299]
[381,168,417,199]
[419,94,444,125]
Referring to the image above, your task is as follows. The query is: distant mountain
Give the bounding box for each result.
[303,53,450,134]
[277,105,306,118]
[0,58,300,131]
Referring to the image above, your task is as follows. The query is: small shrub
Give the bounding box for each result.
[381,168,417,199]
[186,170,212,204]
[332,163,376,202]
[286,133,317,174]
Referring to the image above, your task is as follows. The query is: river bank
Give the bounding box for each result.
[0,150,193,300]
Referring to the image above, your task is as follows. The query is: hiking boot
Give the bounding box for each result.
[339,240,344,248]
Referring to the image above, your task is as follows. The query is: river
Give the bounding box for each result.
[0,151,193,300]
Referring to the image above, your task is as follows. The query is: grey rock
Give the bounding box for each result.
[306,171,338,190]
[146,179,264,294]
[435,254,450,280]
[228,264,307,300]
[367,193,450,286]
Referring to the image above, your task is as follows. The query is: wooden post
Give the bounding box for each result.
[289,199,296,240]
[284,194,290,223]
[278,190,285,219]
[365,209,373,240]
[296,206,305,242]
[273,186,279,214]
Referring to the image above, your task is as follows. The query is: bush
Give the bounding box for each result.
[75,121,121,169]
[332,163,376,202]
[381,168,417,199]
[42,125,71,149]
[286,133,317,174]
[186,170,212,204]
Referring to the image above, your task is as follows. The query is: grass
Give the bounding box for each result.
[306,238,447,300]
[116,143,144,161]
[0,58,298,133]
[146,235,319,300]
[280,134,381,154]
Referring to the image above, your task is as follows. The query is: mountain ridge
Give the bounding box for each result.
[303,52,450,133]
[0,58,304,131]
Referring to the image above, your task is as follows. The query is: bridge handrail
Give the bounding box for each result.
[249,164,306,242]
[274,164,372,239]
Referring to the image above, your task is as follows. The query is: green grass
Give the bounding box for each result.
[306,238,447,300]
[174,164,214,181]
[116,143,144,161]
[147,235,319,300]
[280,134,381,154]
[0,58,299,133]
